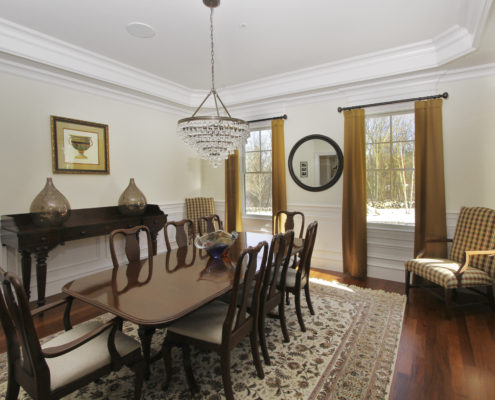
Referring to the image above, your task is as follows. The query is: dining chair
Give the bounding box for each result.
[405,206,495,308]
[197,214,224,236]
[0,268,144,400]
[185,196,216,234]
[164,219,195,251]
[109,225,153,268]
[258,230,295,364]
[274,210,305,238]
[281,221,318,332]
[161,241,269,400]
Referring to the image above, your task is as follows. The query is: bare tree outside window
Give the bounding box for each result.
[243,129,272,216]
[366,113,415,224]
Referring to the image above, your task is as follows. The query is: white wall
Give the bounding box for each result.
[0,71,204,297]
[202,74,495,282]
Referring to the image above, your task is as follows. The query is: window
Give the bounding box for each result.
[243,128,272,216]
[366,112,415,225]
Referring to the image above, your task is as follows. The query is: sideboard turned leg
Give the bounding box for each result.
[20,251,32,301]
[35,251,48,306]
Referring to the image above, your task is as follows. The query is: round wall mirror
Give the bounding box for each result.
[288,134,343,192]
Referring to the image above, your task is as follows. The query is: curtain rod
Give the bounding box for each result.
[248,114,287,124]
[337,92,449,113]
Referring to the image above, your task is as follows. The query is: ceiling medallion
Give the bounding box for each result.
[177,0,249,168]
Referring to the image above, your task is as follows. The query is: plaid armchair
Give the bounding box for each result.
[185,197,216,235]
[405,206,495,308]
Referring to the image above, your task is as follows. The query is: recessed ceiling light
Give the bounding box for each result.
[126,22,155,38]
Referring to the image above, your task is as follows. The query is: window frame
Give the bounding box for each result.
[240,125,273,219]
[365,109,415,227]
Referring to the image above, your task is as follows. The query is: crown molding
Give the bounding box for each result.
[0,1,492,109]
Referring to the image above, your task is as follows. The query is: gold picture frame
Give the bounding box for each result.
[51,116,109,174]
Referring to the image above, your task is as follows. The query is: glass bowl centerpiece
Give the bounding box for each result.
[194,230,238,261]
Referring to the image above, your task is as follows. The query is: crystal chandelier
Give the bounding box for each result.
[177,0,249,168]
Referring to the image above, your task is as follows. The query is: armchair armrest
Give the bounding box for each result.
[42,317,120,358]
[457,249,495,275]
[416,238,453,258]
[31,297,70,317]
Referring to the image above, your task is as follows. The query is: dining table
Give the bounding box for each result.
[62,231,303,377]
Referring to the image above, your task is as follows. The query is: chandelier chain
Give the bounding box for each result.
[210,7,215,90]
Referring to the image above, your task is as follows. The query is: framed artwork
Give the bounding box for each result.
[51,116,109,174]
[300,161,308,178]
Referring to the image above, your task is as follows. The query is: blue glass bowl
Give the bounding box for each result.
[194,230,238,260]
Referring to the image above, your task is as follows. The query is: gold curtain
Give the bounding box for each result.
[225,150,243,232]
[272,119,287,233]
[414,99,447,257]
[342,109,367,278]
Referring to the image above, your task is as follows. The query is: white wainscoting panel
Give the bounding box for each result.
[0,203,461,297]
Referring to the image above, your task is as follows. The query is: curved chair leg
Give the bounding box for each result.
[286,291,290,305]
[258,313,271,366]
[304,284,315,315]
[220,351,234,400]
[6,376,20,400]
[405,270,411,296]
[249,330,264,379]
[182,344,199,395]
[278,300,290,343]
[133,359,145,400]
[295,288,306,332]
[161,340,173,391]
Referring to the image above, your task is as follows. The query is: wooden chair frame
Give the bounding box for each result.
[109,225,153,268]
[164,219,195,252]
[0,268,144,400]
[283,221,318,332]
[197,214,224,236]
[161,241,268,400]
[405,238,495,308]
[274,210,305,238]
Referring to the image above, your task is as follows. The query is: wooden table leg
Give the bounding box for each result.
[35,250,48,306]
[20,251,32,301]
[138,325,156,379]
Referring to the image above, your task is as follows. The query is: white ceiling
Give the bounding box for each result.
[0,0,493,109]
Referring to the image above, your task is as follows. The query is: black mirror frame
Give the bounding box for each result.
[288,134,344,192]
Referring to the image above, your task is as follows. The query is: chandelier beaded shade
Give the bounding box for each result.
[177,0,249,168]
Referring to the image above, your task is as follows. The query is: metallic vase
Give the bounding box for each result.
[30,178,71,227]
[118,178,147,216]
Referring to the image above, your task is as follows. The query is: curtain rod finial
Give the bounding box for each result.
[337,107,343,113]
[442,92,449,99]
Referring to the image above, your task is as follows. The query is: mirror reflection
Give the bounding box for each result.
[288,135,343,191]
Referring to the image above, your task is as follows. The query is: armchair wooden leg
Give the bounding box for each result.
[405,270,411,296]
[258,313,271,366]
[220,351,234,400]
[182,344,199,395]
[278,300,290,343]
[249,330,265,379]
[161,340,173,391]
[133,359,145,400]
[6,375,20,400]
[444,288,453,308]
[487,285,495,311]
[295,288,306,332]
[304,284,315,315]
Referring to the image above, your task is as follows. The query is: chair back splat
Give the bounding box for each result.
[109,225,153,269]
[164,219,195,251]
[274,210,305,238]
[198,214,224,236]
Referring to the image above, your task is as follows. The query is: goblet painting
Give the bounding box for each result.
[51,115,109,174]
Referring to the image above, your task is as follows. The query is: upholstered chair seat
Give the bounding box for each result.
[405,258,493,289]
[405,206,495,308]
[283,268,308,289]
[43,321,141,391]
[166,301,241,345]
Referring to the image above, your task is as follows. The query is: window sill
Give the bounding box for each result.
[243,214,272,221]
[367,222,415,233]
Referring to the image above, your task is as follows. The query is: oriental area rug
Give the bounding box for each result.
[0,279,406,400]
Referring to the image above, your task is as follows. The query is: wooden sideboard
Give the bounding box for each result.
[1,205,167,306]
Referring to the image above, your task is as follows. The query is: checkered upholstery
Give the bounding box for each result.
[406,207,495,289]
[405,258,493,289]
[185,197,215,234]
[450,207,495,276]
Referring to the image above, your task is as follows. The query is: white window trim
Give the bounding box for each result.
[241,124,272,218]
[365,109,415,228]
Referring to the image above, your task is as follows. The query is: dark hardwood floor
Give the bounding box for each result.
[1,269,494,399]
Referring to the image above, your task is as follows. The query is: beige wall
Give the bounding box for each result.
[0,71,203,215]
